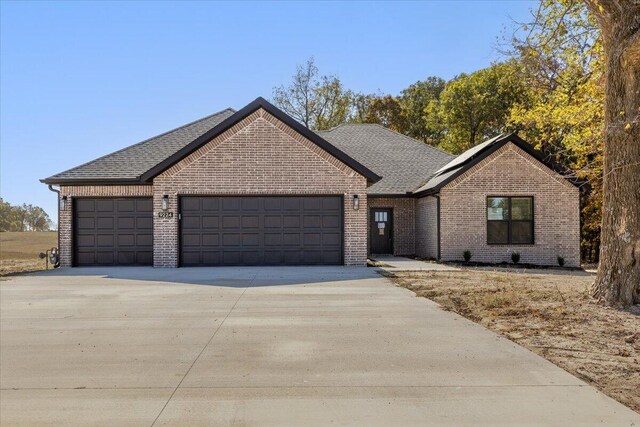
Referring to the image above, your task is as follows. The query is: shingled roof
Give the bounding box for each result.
[318,124,454,195]
[42,108,236,184]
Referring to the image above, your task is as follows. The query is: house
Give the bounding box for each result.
[41,97,580,268]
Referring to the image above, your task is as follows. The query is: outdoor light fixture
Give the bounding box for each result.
[162,195,169,211]
[353,195,360,210]
[60,196,68,211]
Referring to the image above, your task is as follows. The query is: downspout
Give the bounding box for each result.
[47,185,60,251]
[435,194,441,260]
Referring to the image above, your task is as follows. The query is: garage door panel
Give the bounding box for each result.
[241,216,259,228]
[283,233,300,245]
[182,198,201,211]
[202,198,219,211]
[137,234,153,246]
[183,217,200,229]
[118,234,135,247]
[73,197,153,266]
[201,234,220,247]
[282,216,300,228]
[95,200,114,212]
[182,234,201,247]
[96,251,115,265]
[180,196,342,266]
[117,217,135,229]
[117,199,135,212]
[96,234,114,247]
[136,198,153,212]
[137,217,153,229]
[202,216,219,229]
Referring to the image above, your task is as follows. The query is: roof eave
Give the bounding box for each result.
[39,177,147,186]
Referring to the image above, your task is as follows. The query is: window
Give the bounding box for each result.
[487,197,533,244]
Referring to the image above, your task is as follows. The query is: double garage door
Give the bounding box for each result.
[180,196,343,266]
[73,196,343,266]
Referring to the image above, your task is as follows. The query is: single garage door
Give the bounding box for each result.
[74,198,153,266]
[180,196,343,266]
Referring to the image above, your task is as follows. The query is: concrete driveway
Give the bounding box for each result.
[1,267,638,426]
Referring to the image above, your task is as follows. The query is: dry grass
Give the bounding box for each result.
[0,232,57,275]
[388,268,640,413]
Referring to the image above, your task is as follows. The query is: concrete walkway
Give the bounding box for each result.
[372,255,459,271]
[1,267,638,426]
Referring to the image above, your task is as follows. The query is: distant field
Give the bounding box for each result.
[0,232,58,275]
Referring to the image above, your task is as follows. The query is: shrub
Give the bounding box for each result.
[557,256,565,267]
[463,250,472,262]
[511,252,520,264]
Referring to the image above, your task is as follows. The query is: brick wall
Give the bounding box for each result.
[439,143,580,267]
[153,108,368,267]
[58,185,153,267]
[368,197,415,255]
[415,196,438,259]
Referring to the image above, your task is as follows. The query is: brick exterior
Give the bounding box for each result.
[57,185,153,267]
[415,196,438,259]
[368,197,415,255]
[54,124,579,269]
[438,143,580,267]
[152,108,368,267]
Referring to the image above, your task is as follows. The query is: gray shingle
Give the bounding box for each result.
[318,124,454,195]
[43,108,235,182]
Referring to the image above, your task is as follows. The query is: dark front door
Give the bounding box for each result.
[180,196,343,266]
[73,197,153,266]
[370,208,393,254]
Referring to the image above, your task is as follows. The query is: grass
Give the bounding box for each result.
[387,268,640,414]
[0,231,58,275]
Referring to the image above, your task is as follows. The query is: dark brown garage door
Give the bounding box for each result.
[180,196,343,266]
[74,198,153,266]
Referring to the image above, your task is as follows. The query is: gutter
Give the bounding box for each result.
[47,185,61,252]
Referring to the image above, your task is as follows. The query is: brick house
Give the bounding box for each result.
[42,97,580,268]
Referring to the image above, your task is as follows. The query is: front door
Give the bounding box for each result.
[370,208,393,254]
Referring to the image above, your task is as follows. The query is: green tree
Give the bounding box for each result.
[399,77,446,144]
[437,61,528,154]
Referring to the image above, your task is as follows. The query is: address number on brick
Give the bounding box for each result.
[158,212,174,219]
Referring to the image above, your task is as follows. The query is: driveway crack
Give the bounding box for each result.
[150,277,252,426]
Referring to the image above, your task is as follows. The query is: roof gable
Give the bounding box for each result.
[140,97,381,183]
[413,133,578,196]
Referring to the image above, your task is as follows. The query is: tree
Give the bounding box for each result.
[272,57,353,130]
[507,0,604,263]
[583,0,640,306]
[356,95,408,132]
[399,77,446,144]
[437,61,528,154]
[0,199,52,232]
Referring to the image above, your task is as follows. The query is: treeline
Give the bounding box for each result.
[273,0,602,262]
[0,198,53,232]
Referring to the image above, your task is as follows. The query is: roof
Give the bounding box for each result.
[42,97,381,185]
[41,108,236,184]
[413,133,578,196]
[318,124,454,195]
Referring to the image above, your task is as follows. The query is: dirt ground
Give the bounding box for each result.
[387,268,640,413]
[0,232,57,275]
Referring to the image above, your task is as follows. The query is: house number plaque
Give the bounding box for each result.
[158,212,174,219]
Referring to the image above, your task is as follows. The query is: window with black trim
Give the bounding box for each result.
[487,196,533,244]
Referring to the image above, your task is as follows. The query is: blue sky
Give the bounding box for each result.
[1,1,534,221]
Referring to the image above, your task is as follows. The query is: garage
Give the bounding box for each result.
[73,198,153,266]
[180,196,343,266]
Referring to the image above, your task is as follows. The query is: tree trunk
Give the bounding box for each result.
[585,0,640,307]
